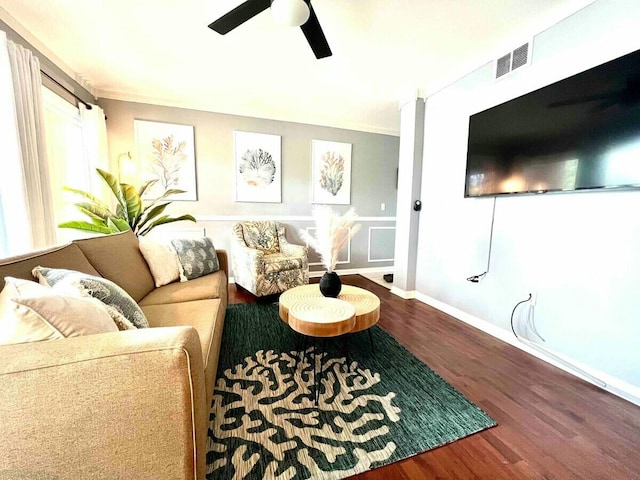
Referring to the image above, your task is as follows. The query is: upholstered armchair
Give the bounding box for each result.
[231,221,309,297]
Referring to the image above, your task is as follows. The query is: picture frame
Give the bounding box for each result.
[234,131,282,203]
[134,120,197,201]
[311,140,352,205]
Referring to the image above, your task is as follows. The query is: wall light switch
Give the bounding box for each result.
[381,203,385,211]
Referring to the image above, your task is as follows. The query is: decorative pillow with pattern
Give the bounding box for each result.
[170,237,220,281]
[0,277,119,345]
[241,221,280,253]
[32,267,149,329]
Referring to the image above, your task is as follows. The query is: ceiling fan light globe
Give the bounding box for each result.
[271,0,310,27]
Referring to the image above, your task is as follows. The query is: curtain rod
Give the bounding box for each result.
[40,70,93,110]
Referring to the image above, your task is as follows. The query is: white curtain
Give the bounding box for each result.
[6,36,56,249]
[0,31,31,256]
[79,103,112,199]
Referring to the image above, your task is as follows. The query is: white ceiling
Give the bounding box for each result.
[1,0,595,135]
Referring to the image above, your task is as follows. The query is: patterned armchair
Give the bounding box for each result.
[231,221,309,297]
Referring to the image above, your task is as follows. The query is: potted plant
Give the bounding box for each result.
[59,168,196,236]
[300,206,360,297]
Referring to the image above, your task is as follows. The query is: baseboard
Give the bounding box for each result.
[389,286,416,299]
[308,266,393,278]
[414,292,640,407]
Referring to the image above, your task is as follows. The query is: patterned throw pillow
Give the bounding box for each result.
[170,237,220,281]
[32,267,149,329]
[241,221,280,253]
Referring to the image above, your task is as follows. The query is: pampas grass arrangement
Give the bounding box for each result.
[300,206,361,273]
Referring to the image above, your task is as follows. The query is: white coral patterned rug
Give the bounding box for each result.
[207,303,495,480]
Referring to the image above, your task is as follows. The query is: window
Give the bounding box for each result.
[41,86,92,244]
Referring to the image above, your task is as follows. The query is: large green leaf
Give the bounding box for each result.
[120,183,142,225]
[138,179,159,198]
[63,187,110,211]
[140,189,186,214]
[135,202,170,233]
[97,168,127,218]
[107,217,131,232]
[74,202,114,221]
[138,214,196,236]
[58,221,114,234]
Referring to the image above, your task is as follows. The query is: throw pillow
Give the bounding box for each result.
[171,237,220,281]
[0,277,118,345]
[138,236,180,287]
[32,267,149,329]
[241,221,280,253]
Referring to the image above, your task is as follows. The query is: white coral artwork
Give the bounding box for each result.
[208,348,401,479]
[234,131,282,203]
[239,149,276,187]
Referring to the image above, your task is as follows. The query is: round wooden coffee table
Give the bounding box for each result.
[280,284,380,406]
[279,284,380,333]
[288,297,356,337]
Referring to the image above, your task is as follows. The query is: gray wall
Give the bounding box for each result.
[99,98,399,274]
[415,0,640,399]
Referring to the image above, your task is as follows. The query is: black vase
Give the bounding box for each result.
[319,271,342,297]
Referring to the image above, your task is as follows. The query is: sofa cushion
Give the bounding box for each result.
[263,253,305,274]
[171,237,220,281]
[72,231,155,302]
[33,267,149,329]
[139,270,228,307]
[0,244,99,290]
[0,277,118,345]
[138,236,180,287]
[142,298,225,398]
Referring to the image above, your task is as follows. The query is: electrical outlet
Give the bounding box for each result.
[381,203,385,211]
[530,292,537,306]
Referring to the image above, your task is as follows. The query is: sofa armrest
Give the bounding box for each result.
[279,241,308,260]
[0,327,207,480]
[216,249,229,277]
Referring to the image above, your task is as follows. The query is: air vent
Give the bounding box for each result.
[512,43,529,69]
[496,54,511,78]
[495,42,530,79]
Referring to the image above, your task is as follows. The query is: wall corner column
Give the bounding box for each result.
[392,93,425,296]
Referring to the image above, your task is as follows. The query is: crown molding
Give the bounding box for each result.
[97,89,400,137]
[0,7,97,97]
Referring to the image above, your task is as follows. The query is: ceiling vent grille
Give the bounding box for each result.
[495,42,530,79]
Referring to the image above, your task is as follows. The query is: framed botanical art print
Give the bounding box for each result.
[311,140,352,205]
[134,120,197,201]
[234,131,282,203]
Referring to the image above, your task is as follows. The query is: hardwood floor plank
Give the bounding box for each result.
[227,275,640,479]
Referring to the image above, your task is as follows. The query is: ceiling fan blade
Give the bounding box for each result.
[208,0,271,35]
[300,2,332,59]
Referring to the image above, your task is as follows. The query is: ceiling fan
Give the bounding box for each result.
[208,0,332,59]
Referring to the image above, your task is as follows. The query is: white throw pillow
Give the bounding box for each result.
[32,267,149,329]
[0,277,119,345]
[138,236,181,287]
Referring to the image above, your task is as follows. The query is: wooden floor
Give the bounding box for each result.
[229,275,640,480]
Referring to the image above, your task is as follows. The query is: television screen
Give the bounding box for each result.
[465,48,640,197]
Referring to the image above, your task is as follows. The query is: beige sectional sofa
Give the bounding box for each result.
[0,230,228,480]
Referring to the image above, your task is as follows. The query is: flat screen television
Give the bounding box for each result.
[464,48,640,197]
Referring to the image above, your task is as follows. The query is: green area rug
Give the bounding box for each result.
[207,303,496,479]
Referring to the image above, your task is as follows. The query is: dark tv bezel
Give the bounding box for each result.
[463,48,640,198]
